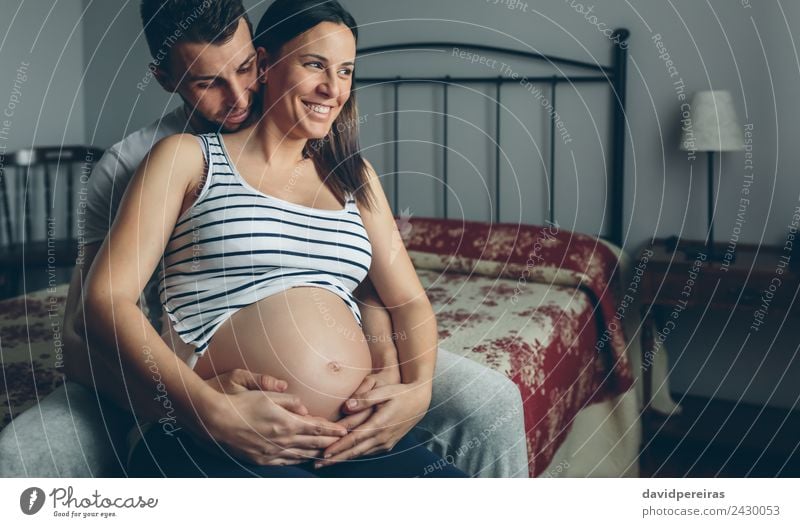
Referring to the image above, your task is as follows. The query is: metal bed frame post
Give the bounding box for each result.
[393,77,400,214]
[494,78,501,223]
[443,76,449,219]
[549,75,558,227]
[610,29,630,247]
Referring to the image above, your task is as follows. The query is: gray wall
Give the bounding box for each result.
[10,0,799,408]
[0,1,86,150]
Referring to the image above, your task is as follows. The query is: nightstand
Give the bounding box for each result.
[637,237,800,473]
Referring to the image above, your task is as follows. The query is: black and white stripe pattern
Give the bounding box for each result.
[157,132,372,355]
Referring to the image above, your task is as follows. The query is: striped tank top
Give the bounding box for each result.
[157,132,372,358]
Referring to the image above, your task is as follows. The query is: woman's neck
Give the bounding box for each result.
[248,115,308,170]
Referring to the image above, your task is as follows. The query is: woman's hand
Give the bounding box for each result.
[332,362,402,432]
[194,384,348,467]
[315,381,432,468]
[354,363,402,394]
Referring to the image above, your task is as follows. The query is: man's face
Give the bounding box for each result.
[157,18,258,132]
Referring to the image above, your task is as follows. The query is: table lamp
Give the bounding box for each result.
[679,90,744,261]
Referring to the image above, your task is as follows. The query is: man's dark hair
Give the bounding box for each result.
[140,0,252,69]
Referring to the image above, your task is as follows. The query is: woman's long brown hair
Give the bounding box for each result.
[255,0,376,211]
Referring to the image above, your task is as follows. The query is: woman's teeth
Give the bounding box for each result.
[304,102,331,115]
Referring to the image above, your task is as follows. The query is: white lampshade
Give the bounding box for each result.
[680,90,744,152]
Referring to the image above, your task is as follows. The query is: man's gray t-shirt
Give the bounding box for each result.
[83,105,192,245]
[83,105,193,329]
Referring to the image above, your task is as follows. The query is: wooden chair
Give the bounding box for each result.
[0,146,104,299]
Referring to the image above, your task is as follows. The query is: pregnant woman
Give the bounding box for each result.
[85,0,464,477]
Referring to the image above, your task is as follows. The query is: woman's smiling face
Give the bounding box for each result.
[260,21,356,140]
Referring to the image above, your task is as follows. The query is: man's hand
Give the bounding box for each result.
[195,374,349,467]
[315,381,432,468]
[203,368,289,395]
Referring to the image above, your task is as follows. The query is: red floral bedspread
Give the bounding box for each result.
[398,217,635,476]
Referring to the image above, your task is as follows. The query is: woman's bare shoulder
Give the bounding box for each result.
[148,133,205,164]
[137,133,206,191]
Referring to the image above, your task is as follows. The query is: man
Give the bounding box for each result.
[0,0,527,477]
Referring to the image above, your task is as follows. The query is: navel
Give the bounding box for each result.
[327,361,343,373]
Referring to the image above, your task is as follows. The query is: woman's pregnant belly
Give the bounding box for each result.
[192,286,372,421]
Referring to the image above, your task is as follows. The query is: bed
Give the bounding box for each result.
[0,216,673,477]
[1,29,681,478]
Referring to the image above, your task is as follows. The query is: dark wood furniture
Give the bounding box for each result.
[0,146,104,298]
[638,236,799,474]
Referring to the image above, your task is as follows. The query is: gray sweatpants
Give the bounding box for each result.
[0,348,528,478]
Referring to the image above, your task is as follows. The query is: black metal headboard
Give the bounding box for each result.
[355,29,629,247]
